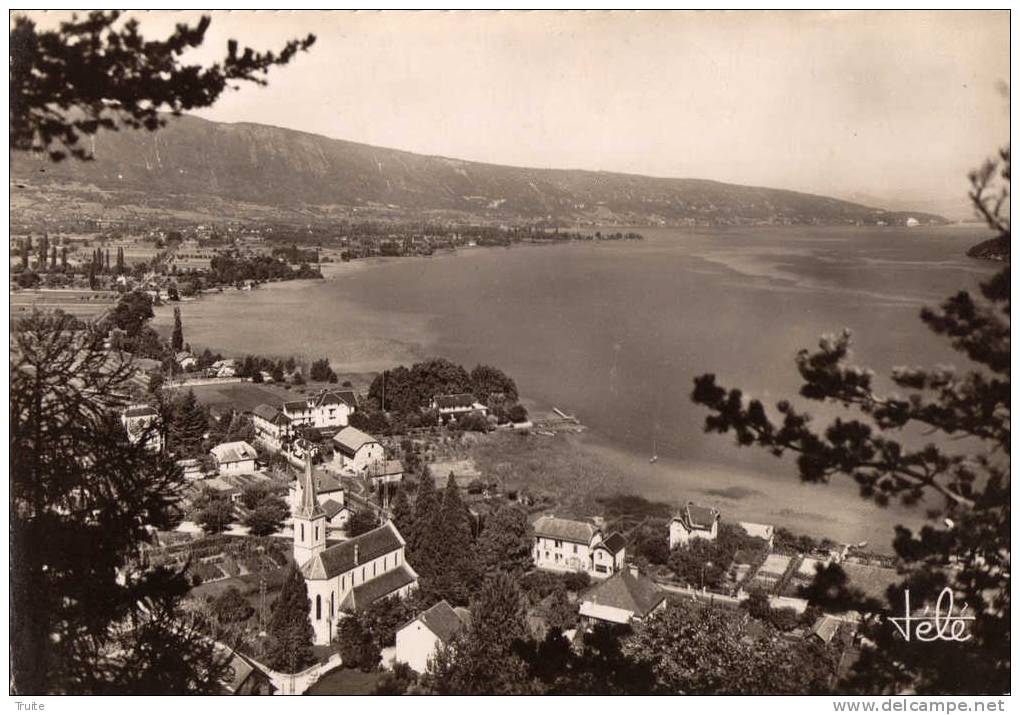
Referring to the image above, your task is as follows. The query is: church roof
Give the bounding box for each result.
[295,458,325,520]
[301,520,405,580]
[340,563,417,613]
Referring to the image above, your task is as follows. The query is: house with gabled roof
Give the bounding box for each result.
[532,515,627,580]
[210,440,257,476]
[291,458,418,645]
[248,389,358,454]
[578,567,666,626]
[332,426,385,474]
[669,502,721,549]
[431,393,488,424]
[394,600,472,673]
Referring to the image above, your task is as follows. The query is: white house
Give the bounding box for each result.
[332,426,385,474]
[431,393,488,424]
[578,567,666,626]
[289,469,351,529]
[210,441,257,476]
[176,351,197,370]
[532,515,626,580]
[250,389,358,454]
[250,403,293,452]
[669,502,721,549]
[739,521,775,549]
[292,459,418,645]
[121,404,162,453]
[394,600,471,673]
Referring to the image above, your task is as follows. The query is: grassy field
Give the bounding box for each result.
[10,289,119,322]
[306,667,384,695]
[181,377,374,414]
[468,430,628,517]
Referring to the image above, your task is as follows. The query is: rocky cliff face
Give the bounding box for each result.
[11,114,946,226]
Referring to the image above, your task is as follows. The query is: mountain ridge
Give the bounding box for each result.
[10,114,947,226]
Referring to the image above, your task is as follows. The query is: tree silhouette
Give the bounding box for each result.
[691,145,1010,695]
[10,11,315,161]
[265,566,316,674]
[11,311,224,693]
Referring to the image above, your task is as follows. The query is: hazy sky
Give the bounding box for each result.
[26,10,1011,204]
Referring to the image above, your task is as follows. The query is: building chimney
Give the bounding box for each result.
[354,543,359,565]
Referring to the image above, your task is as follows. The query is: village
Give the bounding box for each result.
[8,215,644,327]
[105,293,902,695]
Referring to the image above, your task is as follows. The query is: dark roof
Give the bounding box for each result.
[674,502,720,532]
[315,389,358,409]
[597,532,627,554]
[283,400,311,413]
[582,569,665,618]
[533,515,599,544]
[367,460,404,478]
[301,521,405,580]
[123,405,157,418]
[411,600,469,644]
[321,499,347,520]
[810,615,841,644]
[434,393,477,409]
[309,471,342,493]
[340,564,417,613]
[251,403,280,422]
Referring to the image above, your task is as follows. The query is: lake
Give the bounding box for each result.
[156,224,997,549]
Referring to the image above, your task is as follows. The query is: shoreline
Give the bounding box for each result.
[151,232,939,552]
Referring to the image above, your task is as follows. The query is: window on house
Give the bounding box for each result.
[373,562,377,577]
[361,567,365,581]
[315,595,321,620]
[573,545,578,554]
[331,592,335,616]
[315,526,319,541]
[300,524,304,541]
[341,576,345,589]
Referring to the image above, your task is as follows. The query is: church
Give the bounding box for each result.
[292,459,419,645]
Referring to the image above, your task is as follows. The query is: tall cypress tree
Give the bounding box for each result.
[171,307,184,352]
[50,245,57,270]
[60,246,67,269]
[432,473,477,604]
[265,566,316,674]
[390,485,414,538]
[20,238,29,269]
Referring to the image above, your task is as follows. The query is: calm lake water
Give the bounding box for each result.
[157,224,997,548]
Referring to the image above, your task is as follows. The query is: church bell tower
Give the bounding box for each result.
[293,458,327,567]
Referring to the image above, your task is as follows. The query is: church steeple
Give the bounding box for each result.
[293,458,326,566]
